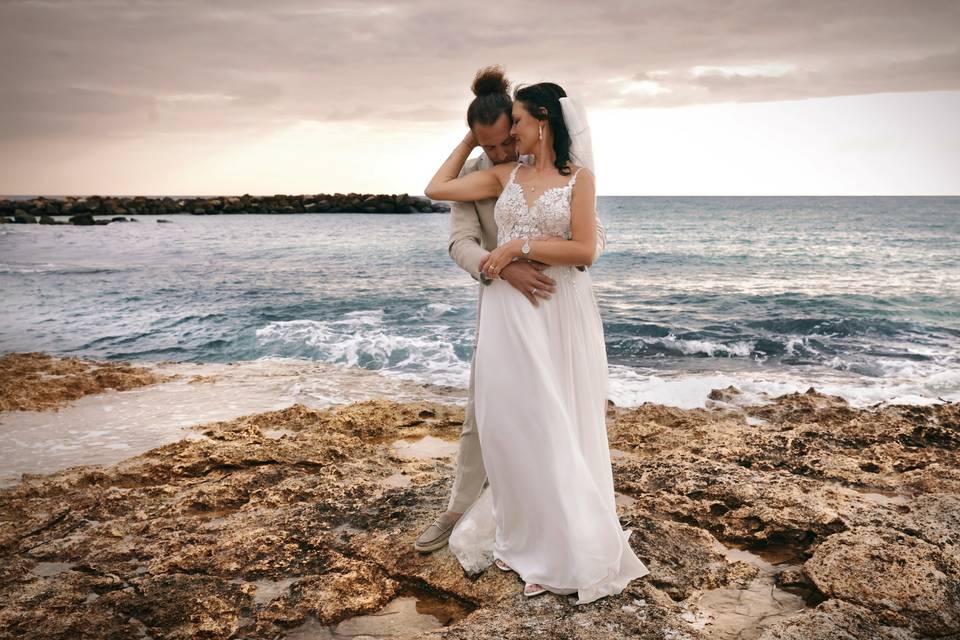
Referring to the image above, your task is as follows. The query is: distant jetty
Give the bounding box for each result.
[0,194,450,224]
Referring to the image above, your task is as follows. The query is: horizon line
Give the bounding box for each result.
[2,194,959,199]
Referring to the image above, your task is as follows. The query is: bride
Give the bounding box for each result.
[424,80,649,604]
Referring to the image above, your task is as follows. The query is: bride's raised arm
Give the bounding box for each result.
[425,132,504,203]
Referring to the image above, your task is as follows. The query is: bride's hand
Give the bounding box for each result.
[479,240,521,279]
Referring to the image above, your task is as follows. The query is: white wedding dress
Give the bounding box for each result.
[448,163,650,604]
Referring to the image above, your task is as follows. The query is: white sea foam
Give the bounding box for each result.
[0,261,59,274]
[253,315,957,410]
[0,261,123,275]
[647,334,757,358]
[255,314,471,388]
[415,302,457,320]
[606,364,960,410]
[783,336,811,357]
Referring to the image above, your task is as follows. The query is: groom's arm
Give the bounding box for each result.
[593,217,607,261]
[449,200,491,284]
[573,213,606,271]
[448,161,492,284]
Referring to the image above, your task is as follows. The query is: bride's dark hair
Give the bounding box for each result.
[513,82,572,176]
[467,65,512,128]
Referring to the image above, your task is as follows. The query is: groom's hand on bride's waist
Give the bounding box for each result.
[500,261,556,307]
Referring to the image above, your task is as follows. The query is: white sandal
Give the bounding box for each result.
[494,559,546,596]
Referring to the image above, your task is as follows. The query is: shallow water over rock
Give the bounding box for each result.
[679,542,808,639]
[0,358,465,486]
[848,486,911,508]
[391,435,458,460]
[30,561,76,578]
[690,579,807,639]
[615,491,638,508]
[285,588,473,639]
[229,576,299,607]
[262,427,297,440]
[381,472,413,488]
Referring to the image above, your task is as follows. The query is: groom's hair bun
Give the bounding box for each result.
[467,65,512,129]
[472,65,509,97]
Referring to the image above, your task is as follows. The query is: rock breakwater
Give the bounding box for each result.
[0,193,449,224]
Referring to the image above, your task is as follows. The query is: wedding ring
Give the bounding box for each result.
[531,287,538,295]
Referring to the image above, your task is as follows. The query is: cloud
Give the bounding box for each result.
[598,48,960,108]
[0,0,958,143]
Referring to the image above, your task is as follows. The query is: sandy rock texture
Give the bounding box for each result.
[0,384,957,639]
[0,352,177,412]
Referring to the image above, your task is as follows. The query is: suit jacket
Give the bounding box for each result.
[448,154,499,283]
[447,155,607,284]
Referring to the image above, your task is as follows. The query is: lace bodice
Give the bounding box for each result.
[494,164,583,246]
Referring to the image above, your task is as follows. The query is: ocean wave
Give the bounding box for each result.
[628,334,757,358]
[0,262,127,276]
[254,314,471,387]
[745,316,916,338]
[414,302,458,320]
[0,262,59,274]
[823,352,960,381]
[159,313,231,329]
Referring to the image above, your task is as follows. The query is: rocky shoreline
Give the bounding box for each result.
[0,352,178,412]
[0,194,450,225]
[0,353,958,639]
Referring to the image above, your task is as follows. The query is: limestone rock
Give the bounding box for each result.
[803,527,960,636]
[1,353,957,639]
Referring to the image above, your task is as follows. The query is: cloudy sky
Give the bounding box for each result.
[1,0,958,196]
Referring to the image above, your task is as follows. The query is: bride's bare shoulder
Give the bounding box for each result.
[569,164,594,183]
[491,161,521,185]
[492,161,519,176]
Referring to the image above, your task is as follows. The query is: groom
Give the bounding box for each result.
[414,66,605,552]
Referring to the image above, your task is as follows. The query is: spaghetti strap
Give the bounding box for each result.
[507,163,522,186]
[568,167,584,188]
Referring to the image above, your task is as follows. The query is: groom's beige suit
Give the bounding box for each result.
[446,154,606,514]
[446,153,498,513]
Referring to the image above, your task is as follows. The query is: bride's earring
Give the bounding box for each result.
[538,123,543,141]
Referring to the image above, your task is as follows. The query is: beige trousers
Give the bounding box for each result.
[446,284,489,513]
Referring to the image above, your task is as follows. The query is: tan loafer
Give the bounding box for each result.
[414,516,456,553]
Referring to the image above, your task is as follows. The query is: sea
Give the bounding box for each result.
[2,196,959,411]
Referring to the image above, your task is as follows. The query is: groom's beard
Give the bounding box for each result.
[488,150,519,166]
